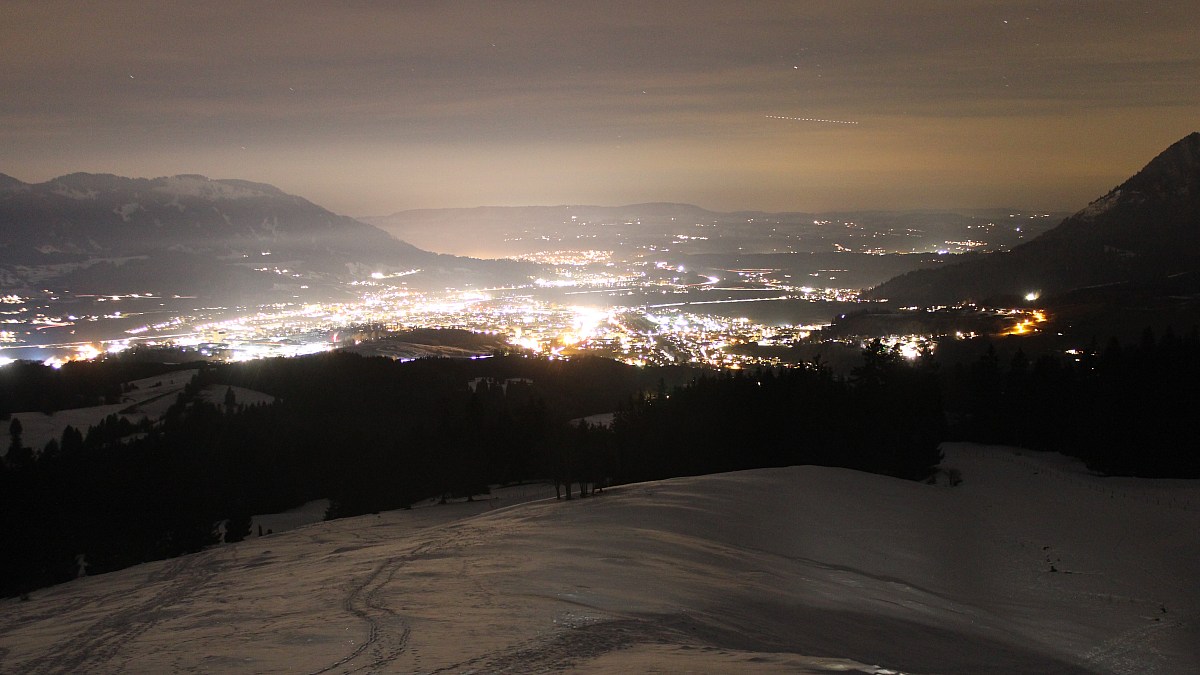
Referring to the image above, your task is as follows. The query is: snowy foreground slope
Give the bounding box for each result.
[1,444,1197,674]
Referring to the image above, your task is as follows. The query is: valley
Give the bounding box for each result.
[0,175,1061,370]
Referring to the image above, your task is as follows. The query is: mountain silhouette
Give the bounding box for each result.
[0,173,534,301]
[0,173,428,267]
[866,133,1200,306]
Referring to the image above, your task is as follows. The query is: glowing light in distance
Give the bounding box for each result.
[76,344,101,361]
[513,336,542,352]
[570,306,609,341]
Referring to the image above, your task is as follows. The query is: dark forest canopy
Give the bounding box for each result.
[2,327,1198,598]
[1,350,942,597]
[942,326,1200,477]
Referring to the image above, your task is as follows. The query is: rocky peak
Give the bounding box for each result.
[1077,132,1200,221]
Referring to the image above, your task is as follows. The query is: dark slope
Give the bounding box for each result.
[866,133,1200,306]
[0,173,428,268]
[0,173,535,299]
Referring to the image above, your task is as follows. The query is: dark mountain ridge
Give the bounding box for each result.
[0,172,426,266]
[0,173,533,301]
[866,133,1200,307]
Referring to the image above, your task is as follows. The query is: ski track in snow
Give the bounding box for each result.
[18,551,218,674]
[427,616,673,673]
[307,517,490,674]
[0,593,94,637]
[305,543,427,674]
[306,508,644,674]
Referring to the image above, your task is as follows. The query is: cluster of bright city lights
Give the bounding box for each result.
[0,256,1054,372]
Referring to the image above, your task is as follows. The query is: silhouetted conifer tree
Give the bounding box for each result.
[225,512,252,543]
[6,418,32,469]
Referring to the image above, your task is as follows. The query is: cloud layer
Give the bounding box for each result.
[4,1,1198,214]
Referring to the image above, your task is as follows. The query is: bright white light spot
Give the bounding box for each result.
[75,344,101,361]
[1024,291,1040,302]
[514,336,542,352]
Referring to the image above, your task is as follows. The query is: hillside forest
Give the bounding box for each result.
[2,328,1198,597]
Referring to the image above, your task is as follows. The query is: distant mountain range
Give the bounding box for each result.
[363,203,1061,259]
[867,133,1200,307]
[0,173,526,300]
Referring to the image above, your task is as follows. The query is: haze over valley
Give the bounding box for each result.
[1,170,1066,369]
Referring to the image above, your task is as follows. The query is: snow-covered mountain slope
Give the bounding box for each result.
[1,444,1196,674]
[7,369,278,453]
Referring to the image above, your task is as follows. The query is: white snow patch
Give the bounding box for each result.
[573,411,616,428]
[112,202,143,222]
[196,384,276,410]
[254,215,279,237]
[249,499,331,538]
[163,194,187,212]
[151,176,264,200]
[49,185,98,200]
[10,404,133,451]
[9,371,275,452]
[1077,189,1122,220]
[9,370,196,450]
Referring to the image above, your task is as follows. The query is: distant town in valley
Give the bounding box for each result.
[0,182,1066,373]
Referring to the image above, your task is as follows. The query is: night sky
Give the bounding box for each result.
[4,1,1197,216]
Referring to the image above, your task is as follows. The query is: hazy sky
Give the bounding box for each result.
[4,1,1198,216]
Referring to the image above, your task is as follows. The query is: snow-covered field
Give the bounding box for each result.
[11,369,275,451]
[1,443,1196,674]
[9,370,198,450]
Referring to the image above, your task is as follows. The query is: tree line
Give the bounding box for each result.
[0,357,196,417]
[4,325,1194,598]
[943,326,1200,477]
[0,348,945,597]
